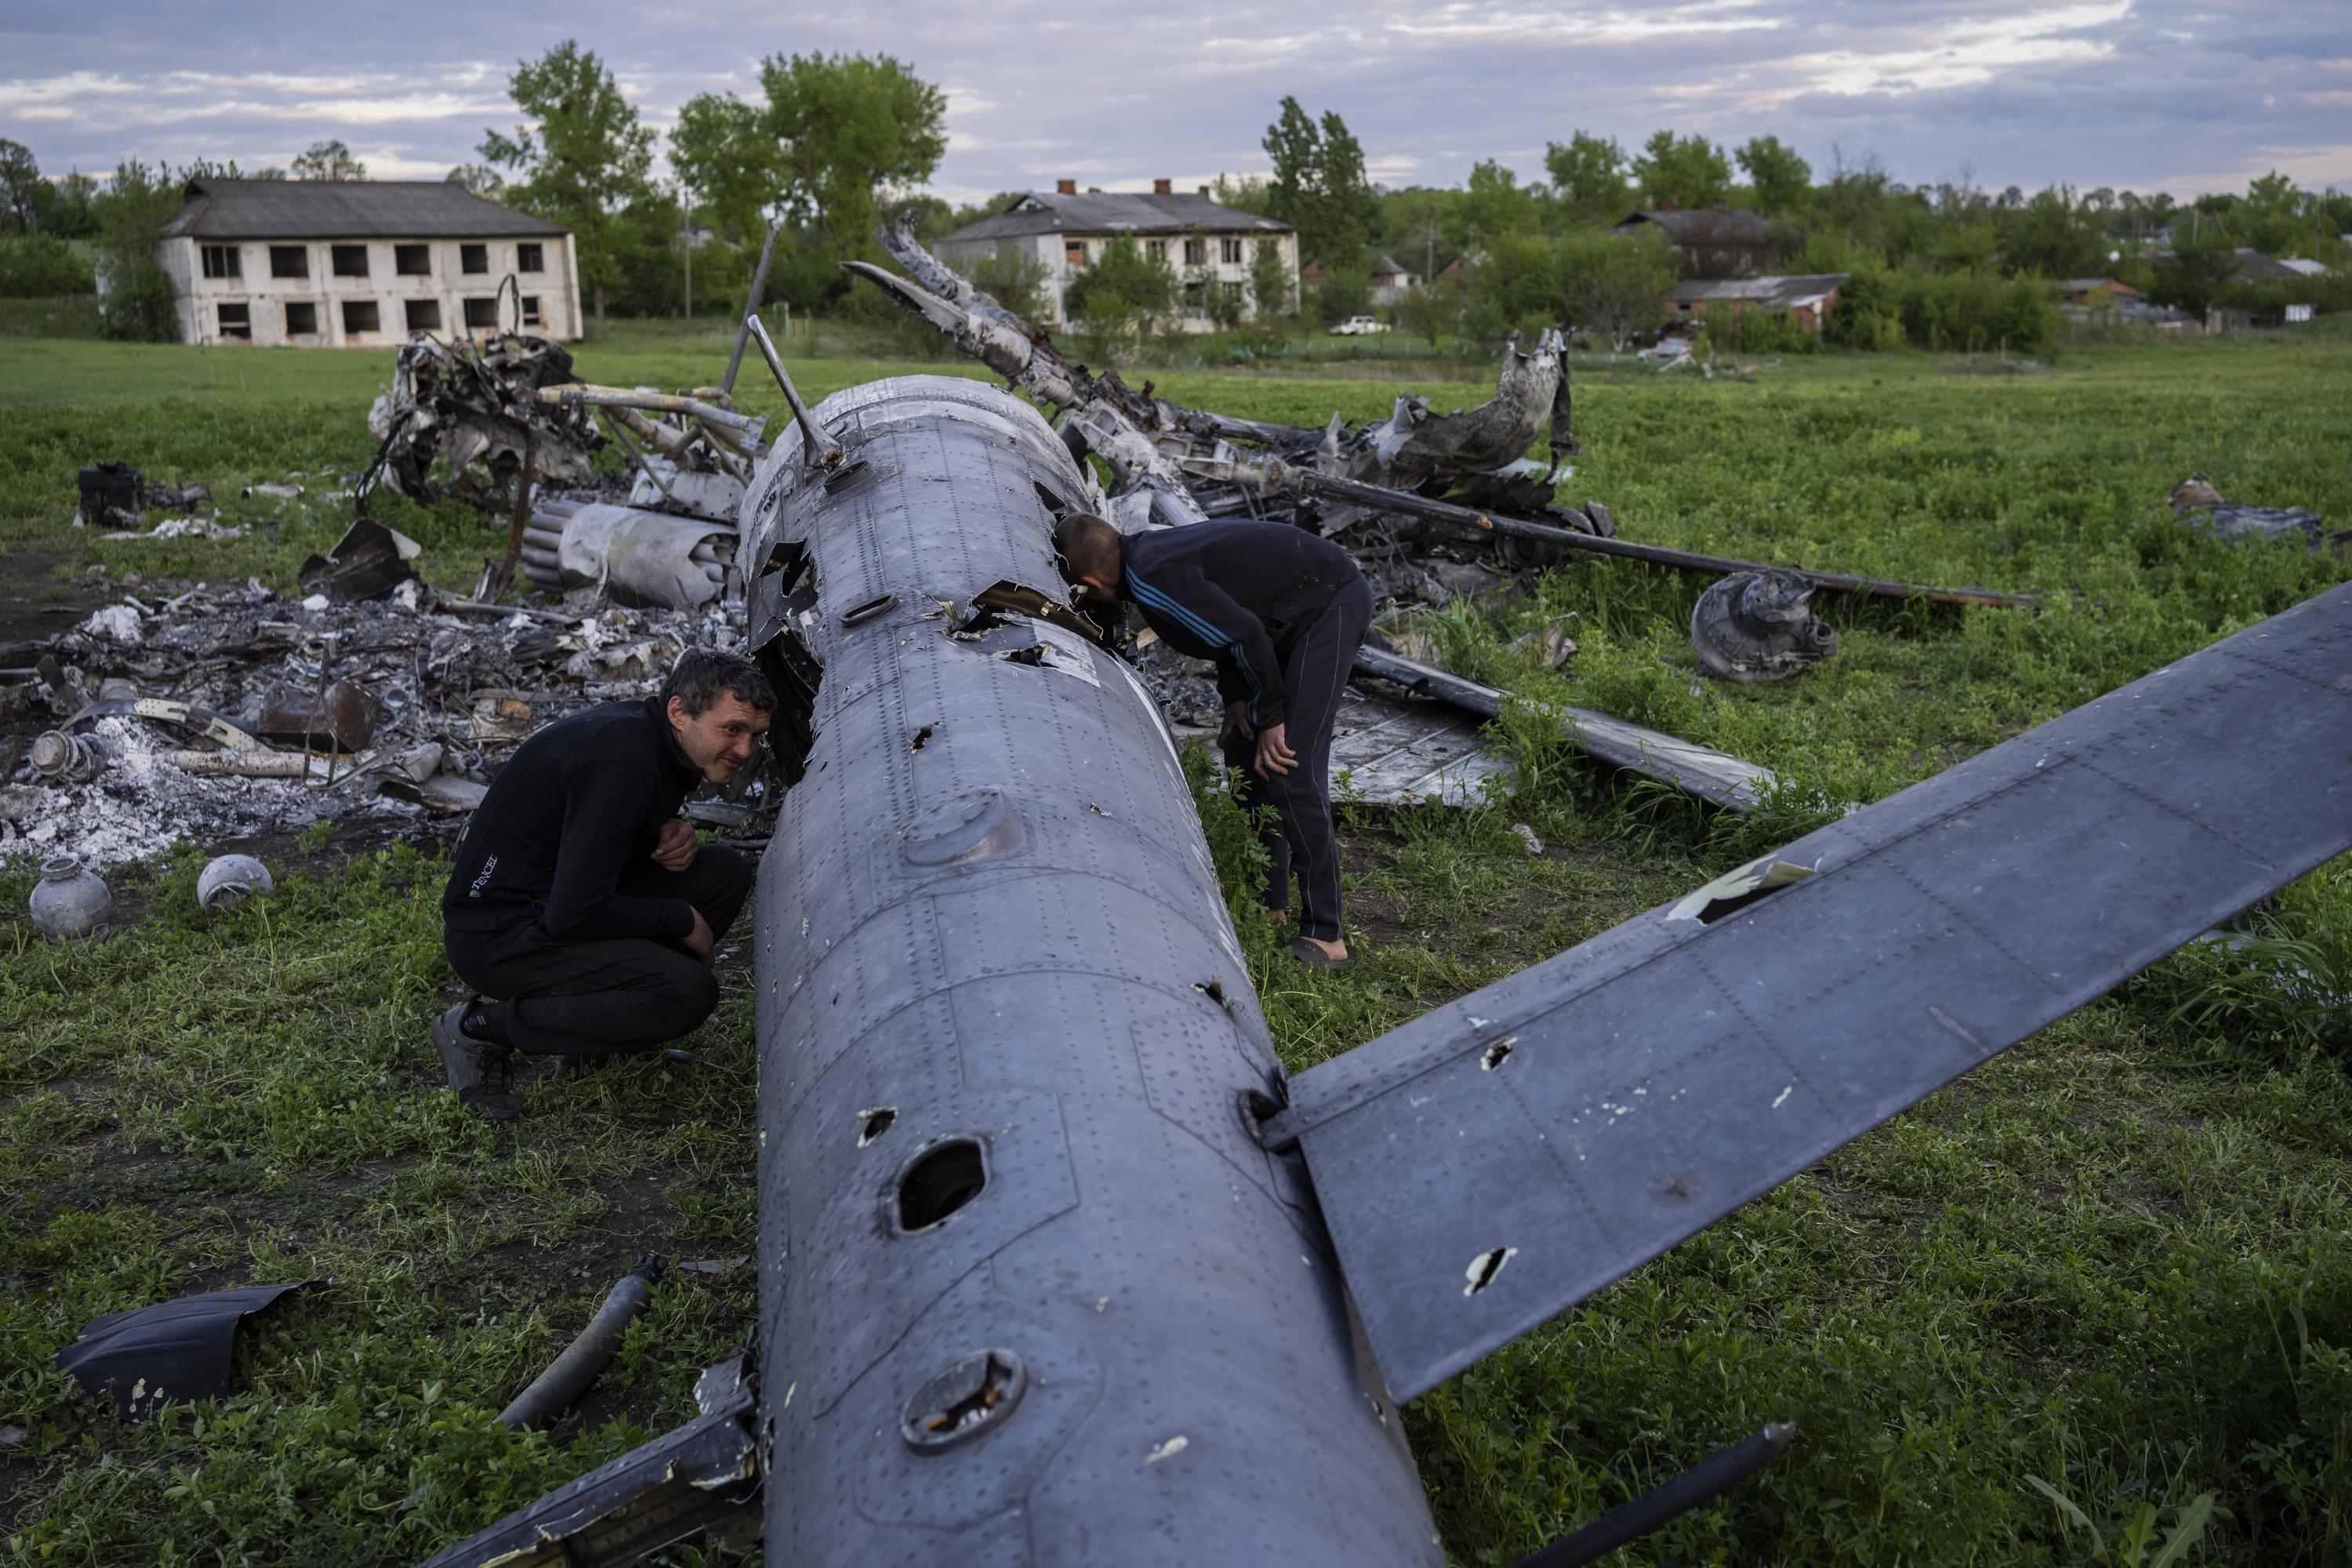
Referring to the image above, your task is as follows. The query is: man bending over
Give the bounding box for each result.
[433,648,775,1120]
[1054,513,1371,967]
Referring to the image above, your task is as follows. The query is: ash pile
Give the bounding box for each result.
[3,576,739,868]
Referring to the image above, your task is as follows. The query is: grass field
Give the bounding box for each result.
[5,321,2352,1566]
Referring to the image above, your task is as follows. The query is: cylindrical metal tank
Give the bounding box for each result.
[742,376,1439,1565]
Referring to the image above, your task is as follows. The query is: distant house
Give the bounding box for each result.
[2278,258,2336,279]
[157,178,582,347]
[1615,204,1770,278]
[1664,273,1846,333]
[2062,278,2143,308]
[936,180,1298,332]
[2230,249,2316,285]
[1299,252,1419,307]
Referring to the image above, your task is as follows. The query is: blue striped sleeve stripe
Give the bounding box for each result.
[1126,566,1266,720]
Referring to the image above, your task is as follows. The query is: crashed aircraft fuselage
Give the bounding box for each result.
[739,376,1440,1563]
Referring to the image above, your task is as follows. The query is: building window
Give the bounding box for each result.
[460,243,488,274]
[216,302,251,340]
[200,245,240,280]
[463,297,499,330]
[1182,279,1206,311]
[331,245,370,278]
[405,299,441,331]
[342,299,380,335]
[521,296,543,327]
[1147,239,1166,257]
[394,244,431,276]
[517,242,543,273]
[285,301,318,336]
[1182,238,1206,267]
[1220,237,1243,266]
[1064,240,1086,267]
[270,245,308,278]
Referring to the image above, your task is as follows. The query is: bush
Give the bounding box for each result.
[0,234,94,298]
[92,160,182,343]
[1895,269,2058,356]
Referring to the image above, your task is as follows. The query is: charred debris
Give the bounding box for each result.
[8,225,2055,884]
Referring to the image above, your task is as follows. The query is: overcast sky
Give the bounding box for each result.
[3,1,2346,202]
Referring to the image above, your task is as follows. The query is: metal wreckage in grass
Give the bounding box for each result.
[416,227,2352,1567]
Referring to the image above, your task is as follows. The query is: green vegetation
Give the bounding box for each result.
[4,328,2352,1563]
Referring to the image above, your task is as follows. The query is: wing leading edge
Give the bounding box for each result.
[1284,583,2352,1403]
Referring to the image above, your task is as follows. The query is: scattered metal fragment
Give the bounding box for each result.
[1508,1423,1797,1568]
[1354,642,1780,813]
[416,1351,760,1568]
[524,499,739,609]
[197,854,274,913]
[75,463,210,530]
[2167,473,2343,550]
[55,1282,312,1420]
[296,519,422,605]
[497,1257,668,1430]
[1691,569,1838,682]
[363,332,598,506]
[31,729,107,782]
[255,677,387,753]
[28,853,111,938]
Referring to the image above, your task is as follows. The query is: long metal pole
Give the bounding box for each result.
[746,313,837,466]
[724,219,783,397]
[1287,469,2038,609]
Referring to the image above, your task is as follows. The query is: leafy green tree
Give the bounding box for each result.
[1544,132,1628,220]
[1062,234,1178,358]
[1555,226,1677,350]
[1247,237,1294,321]
[1735,135,1811,216]
[445,163,505,200]
[2234,170,2314,257]
[1396,271,1463,346]
[968,246,1052,321]
[669,91,773,246]
[0,140,41,233]
[92,159,182,342]
[1632,129,1730,209]
[1212,173,1272,215]
[1997,186,2103,279]
[1463,231,1557,337]
[2149,226,2241,320]
[292,140,366,181]
[481,40,655,324]
[1463,160,1539,241]
[1262,96,1376,273]
[755,52,946,290]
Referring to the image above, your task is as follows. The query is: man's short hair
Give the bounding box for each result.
[662,647,777,717]
[1052,512,1123,585]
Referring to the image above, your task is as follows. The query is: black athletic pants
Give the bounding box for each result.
[443,847,755,1057]
[1219,577,1373,942]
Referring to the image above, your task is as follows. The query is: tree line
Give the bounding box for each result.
[3,43,2347,350]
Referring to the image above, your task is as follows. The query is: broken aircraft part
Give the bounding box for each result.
[1691,568,1838,682]
[196,854,274,913]
[255,677,387,753]
[1354,642,1779,813]
[363,332,598,505]
[296,519,422,605]
[2166,472,2342,550]
[523,499,740,608]
[75,463,210,530]
[55,1282,310,1420]
[30,729,107,783]
[28,854,111,939]
[1272,579,2352,1403]
[498,1258,668,1430]
[736,375,1440,1563]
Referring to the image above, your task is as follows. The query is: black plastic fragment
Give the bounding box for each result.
[56,1281,313,1419]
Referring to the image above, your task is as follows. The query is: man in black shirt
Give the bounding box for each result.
[434,648,775,1120]
[1054,513,1372,966]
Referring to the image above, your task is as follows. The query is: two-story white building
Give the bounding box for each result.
[156,178,583,347]
[936,181,1298,332]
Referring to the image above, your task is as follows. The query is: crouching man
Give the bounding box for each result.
[432,648,775,1121]
[1054,512,1371,967]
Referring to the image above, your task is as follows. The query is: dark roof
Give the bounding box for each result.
[1616,207,1766,241]
[161,179,568,241]
[947,190,1293,241]
[2230,249,2306,284]
[2062,277,2140,293]
[1668,273,1846,308]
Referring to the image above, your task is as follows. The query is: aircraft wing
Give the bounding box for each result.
[1273,582,2352,1403]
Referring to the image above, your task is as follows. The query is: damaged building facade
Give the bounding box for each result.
[935,182,1298,332]
[157,179,583,348]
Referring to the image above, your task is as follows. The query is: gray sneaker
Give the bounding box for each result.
[432,1001,521,1123]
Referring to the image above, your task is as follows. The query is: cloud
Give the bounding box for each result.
[0,0,2343,198]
